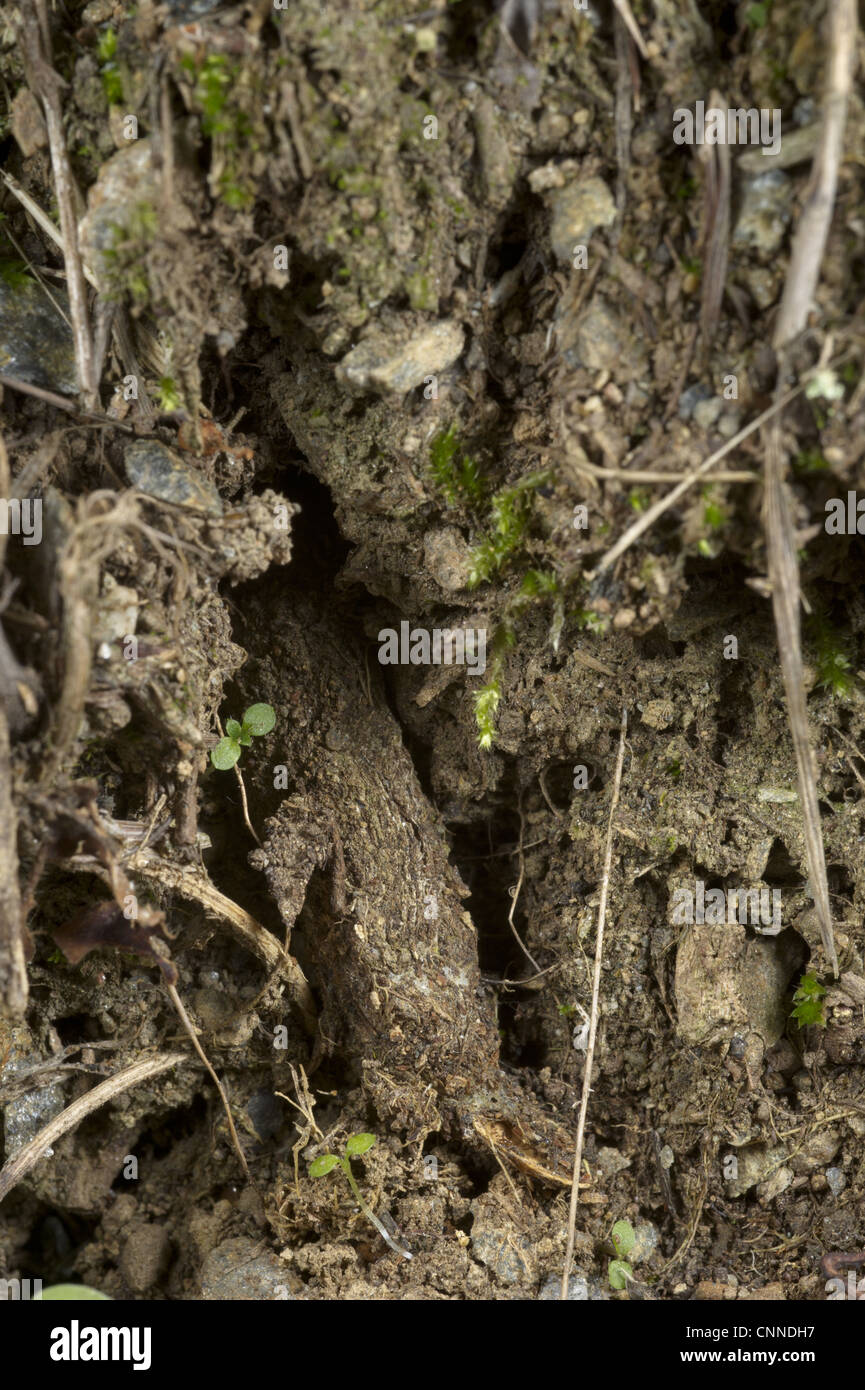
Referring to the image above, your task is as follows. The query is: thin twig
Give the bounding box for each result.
[0,373,134,427]
[0,169,99,289]
[612,10,634,236]
[285,82,313,179]
[165,982,250,1178]
[773,0,856,349]
[561,708,628,1301]
[0,1054,188,1205]
[569,458,758,484]
[0,433,28,1018]
[19,3,97,405]
[698,89,731,353]
[507,799,542,973]
[1,223,72,327]
[763,389,838,975]
[277,1063,323,1193]
[610,0,648,60]
[587,355,848,579]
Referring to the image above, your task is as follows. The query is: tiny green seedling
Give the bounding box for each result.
[608,1219,636,1290]
[791,972,827,1028]
[211,703,275,769]
[309,1133,412,1261]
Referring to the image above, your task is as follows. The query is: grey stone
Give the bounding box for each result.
[471,1227,534,1284]
[675,919,803,1048]
[473,95,517,208]
[336,320,465,396]
[631,1221,660,1265]
[123,440,223,515]
[79,142,161,293]
[538,1272,609,1300]
[2,1074,66,1158]
[724,1143,788,1198]
[471,1192,536,1285]
[756,1165,793,1203]
[200,1236,295,1300]
[595,1146,631,1177]
[549,176,616,264]
[734,171,793,256]
[0,280,77,395]
[718,411,742,439]
[693,396,723,430]
[790,1128,840,1173]
[678,383,714,420]
[569,298,645,375]
[423,527,473,591]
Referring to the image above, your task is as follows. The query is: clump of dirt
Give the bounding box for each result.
[1,0,865,1303]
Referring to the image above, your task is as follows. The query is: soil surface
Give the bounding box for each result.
[1,0,865,1303]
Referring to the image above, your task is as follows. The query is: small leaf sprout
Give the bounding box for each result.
[211,703,276,770]
[309,1132,412,1261]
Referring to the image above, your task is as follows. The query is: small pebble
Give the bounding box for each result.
[0,281,77,395]
[693,396,723,430]
[537,1273,608,1300]
[123,440,223,516]
[678,383,714,421]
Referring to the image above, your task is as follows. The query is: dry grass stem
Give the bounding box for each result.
[561,707,627,1300]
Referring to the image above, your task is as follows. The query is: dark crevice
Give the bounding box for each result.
[15,1210,101,1287]
[763,838,805,888]
[203,449,348,927]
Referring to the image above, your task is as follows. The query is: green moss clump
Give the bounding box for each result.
[474,677,501,750]
[792,447,829,473]
[467,470,552,588]
[429,425,486,507]
[0,258,33,288]
[98,27,124,105]
[181,53,260,210]
[808,606,853,699]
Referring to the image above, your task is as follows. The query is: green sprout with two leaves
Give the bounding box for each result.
[309,1133,412,1261]
[608,1219,636,1290]
[210,703,275,769]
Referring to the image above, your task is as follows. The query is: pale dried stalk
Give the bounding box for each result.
[610,0,648,59]
[773,0,857,349]
[165,983,250,1179]
[561,707,627,1300]
[37,509,100,786]
[569,458,758,485]
[698,89,731,352]
[70,844,317,1028]
[763,407,838,975]
[761,1,852,981]
[0,709,27,1020]
[19,3,97,405]
[0,372,138,426]
[0,434,28,1019]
